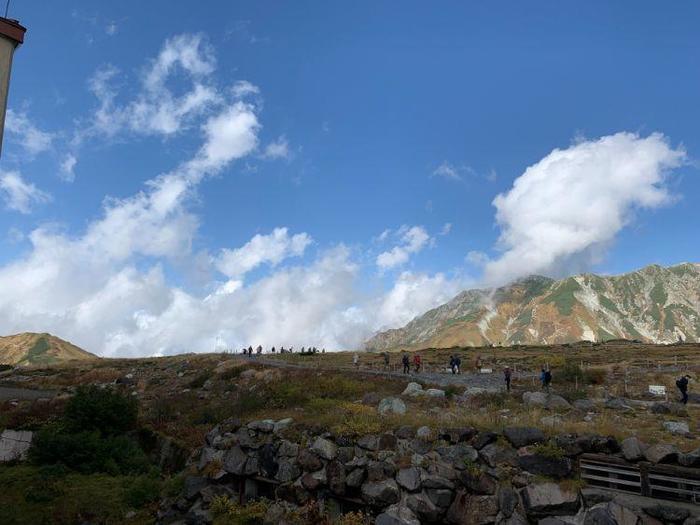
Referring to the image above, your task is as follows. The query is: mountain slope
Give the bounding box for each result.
[366,263,700,350]
[0,333,97,366]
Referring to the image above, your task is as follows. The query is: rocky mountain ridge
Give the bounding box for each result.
[366,263,700,350]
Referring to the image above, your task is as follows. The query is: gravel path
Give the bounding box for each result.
[234,355,537,391]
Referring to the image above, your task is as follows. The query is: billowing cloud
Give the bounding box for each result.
[376,226,432,269]
[483,132,685,285]
[0,171,51,213]
[215,227,312,278]
[262,135,290,160]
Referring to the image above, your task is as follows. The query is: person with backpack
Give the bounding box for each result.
[413,354,422,373]
[540,368,546,390]
[455,355,461,375]
[504,366,512,392]
[677,375,691,404]
[544,369,552,393]
[449,355,456,374]
[402,353,410,374]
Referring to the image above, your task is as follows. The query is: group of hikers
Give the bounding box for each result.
[240,345,325,356]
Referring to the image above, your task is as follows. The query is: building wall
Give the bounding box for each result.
[0,36,17,156]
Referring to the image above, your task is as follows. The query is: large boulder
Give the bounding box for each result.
[497,486,520,518]
[651,402,688,417]
[361,479,401,507]
[604,398,633,412]
[458,469,497,495]
[407,491,442,522]
[503,427,545,448]
[573,399,596,411]
[297,449,323,471]
[522,482,580,518]
[425,388,446,398]
[311,437,337,460]
[644,443,679,464]
[445,491,498,525]
[396,467,422,492]
[402,383,424,397]
[376,504,421,525]
[378,397,407,416]
[479,443,518,468]
[522,391,548,407]
[620,437,645,462]
[583,505,617,525]
[222,446,248,475]
[517,454,573,479]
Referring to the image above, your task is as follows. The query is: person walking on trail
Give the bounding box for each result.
[543,369,552,393]
[402,354,410,374]
[540,368,546,390]
[248,346,253,357]
[353,353,359,369]
[676,375,691,404]
[449,355,456,374]
[383,352,390,370]
[413,354,422,373]
[504,366,512,392]
[455,355,461,375]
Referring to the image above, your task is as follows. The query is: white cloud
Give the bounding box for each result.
[0,171,51,214]
[432,161,462,181]
[262,135,290,160]
[105,22,118,36]
[232,80,260,99]
[59,154,78,182]
[483,132,685,285]
[5,110,54,155]
[88,34,221,138]
[215,227,312,278]
[440,223,452,236]
[376,226,432,270]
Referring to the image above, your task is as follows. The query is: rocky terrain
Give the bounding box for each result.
[366,263,700,350]
[0,332,97,366]
[166,414,700,524]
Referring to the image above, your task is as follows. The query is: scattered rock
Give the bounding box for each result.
[378,397,407,416]
[479,443,518,468]
[497,486,519,518]
[663,421,690,435]
[446,490,498,525]
[472,432,498,450]
[297,449,323,472]
[425,388,446,398]
[362,392,382,405]
[604,398,633,411]
[407,491,442,522]
[248,419,275,433]
[458,469,497,495]
[273,418,293,433]
[644,504,690,523]
[573,399,596,411]
[416,426,434,441]
[651,402,688,417]
[583,505,616,525]
[222,446,248,475]
[540,415,563,427]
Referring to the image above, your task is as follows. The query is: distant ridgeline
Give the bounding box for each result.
[366,263,700,350]
[0,332,96,366]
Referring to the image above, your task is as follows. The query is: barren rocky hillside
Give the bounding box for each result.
[0,332,96,366]
[366,263,700,350]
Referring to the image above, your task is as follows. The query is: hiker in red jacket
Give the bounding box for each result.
[413,354,422,373]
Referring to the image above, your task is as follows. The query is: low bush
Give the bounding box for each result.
[63,385,138,435]
[123,474,162,508]
[210,495,269,524]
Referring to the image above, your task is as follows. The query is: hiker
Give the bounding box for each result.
[383,352,390,370]
[402,353,410,374]
[449,355,456,374]
[353,353,359,369]
[504,366,512,392]
[248,346,253,357]
[540,368,546,390]
[677,375,691,405]
[413,354,422,373]
[543,369,552,393]
[454,355,461,375]
[257,345,262,355]
[271,346,276,353]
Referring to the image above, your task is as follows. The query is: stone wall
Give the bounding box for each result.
[159,417,700,524]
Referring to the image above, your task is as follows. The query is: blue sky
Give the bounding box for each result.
[0,1,698,355]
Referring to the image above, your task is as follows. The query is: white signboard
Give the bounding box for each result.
[648,385,666,396]
[480,368,493,374]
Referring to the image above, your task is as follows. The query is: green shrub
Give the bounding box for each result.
[63,385,138,436]
[123,475,161,508]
